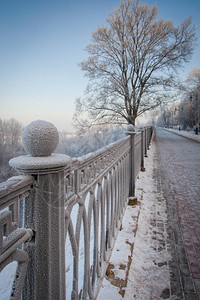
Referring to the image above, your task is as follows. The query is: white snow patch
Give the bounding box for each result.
[0,261,17,299]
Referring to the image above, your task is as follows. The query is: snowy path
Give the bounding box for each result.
[98,137,171,299]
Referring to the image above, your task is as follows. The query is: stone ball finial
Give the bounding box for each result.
[22,120,59,157]
[126,123,135,132]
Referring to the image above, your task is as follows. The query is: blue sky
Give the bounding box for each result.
[0,0,200,131]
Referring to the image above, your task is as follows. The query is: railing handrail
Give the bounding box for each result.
[0,175,34,201]
[76,135,130,161]
[68,136,130,195]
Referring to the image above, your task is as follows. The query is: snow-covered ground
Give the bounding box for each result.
[98,140,171,299]
[164,128,200,143]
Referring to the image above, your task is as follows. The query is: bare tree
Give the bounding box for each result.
[74,0,196,131]
[186,68,200,127]
[187,68,200,89]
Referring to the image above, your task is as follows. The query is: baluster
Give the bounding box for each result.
[126,124,136,198]
[10,120,72,300]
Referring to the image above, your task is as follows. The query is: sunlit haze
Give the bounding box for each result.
[0,0,200,131]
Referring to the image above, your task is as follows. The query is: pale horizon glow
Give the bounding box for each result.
[0,0,200,131]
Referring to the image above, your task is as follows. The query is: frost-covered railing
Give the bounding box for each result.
[0,176,34,299]
[64,136,130,299]
[0,121,153,300]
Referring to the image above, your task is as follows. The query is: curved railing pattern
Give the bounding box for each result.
[64,136,130,299]
[0,176,34,299]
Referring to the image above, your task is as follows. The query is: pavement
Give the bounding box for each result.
[155,128,200,300]
[98,128,200,300]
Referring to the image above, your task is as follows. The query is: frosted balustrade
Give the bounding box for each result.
[64,136,130,299]
[0,120,153,300]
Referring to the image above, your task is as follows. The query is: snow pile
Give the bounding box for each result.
[98,141,171,299]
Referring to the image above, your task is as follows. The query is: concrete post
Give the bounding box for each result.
[126,124,136,198]
[140,129,145,172]
[9,120,72,300]
[147,127,151,150]
[144,127,148,157]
